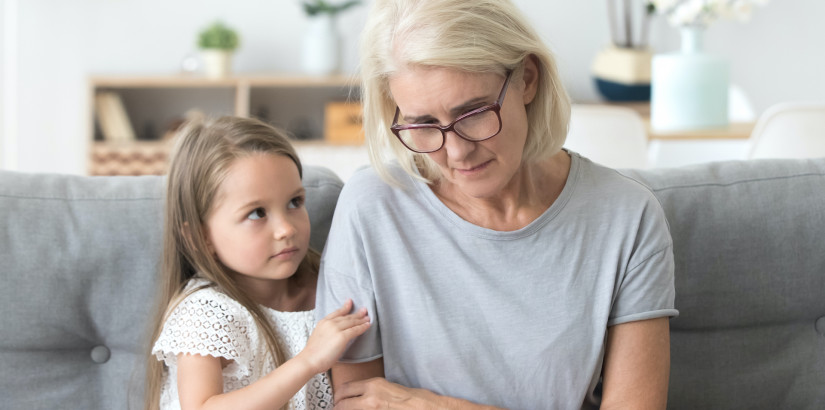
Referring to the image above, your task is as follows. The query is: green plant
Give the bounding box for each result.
[302,0,361,17]
[198,21,240,51]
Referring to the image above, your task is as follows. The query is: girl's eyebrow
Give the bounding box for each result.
[235,187,306,212]
[402,96,490,124]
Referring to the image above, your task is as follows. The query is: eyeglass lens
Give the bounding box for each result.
[396,109,501,152]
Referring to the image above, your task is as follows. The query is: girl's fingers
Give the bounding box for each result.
[324,299,354,319]
[325,311,370,330]
[343,321,371,337]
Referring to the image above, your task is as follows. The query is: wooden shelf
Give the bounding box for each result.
[644,120,754,141]
[89,74,358,88]
[88,73,362,176]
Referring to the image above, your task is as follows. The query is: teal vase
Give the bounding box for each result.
[651,26,729,131]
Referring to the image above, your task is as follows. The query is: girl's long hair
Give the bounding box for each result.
[144,116,319,410]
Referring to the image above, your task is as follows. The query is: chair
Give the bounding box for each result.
[728,84,757,123]
[565,105,649,169]
[747,102,825,159]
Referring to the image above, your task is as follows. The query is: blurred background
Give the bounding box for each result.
[1,0,823,176]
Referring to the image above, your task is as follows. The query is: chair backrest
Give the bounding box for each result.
[747,101,825,159]
[565,105,649,169]
[728,84,756,123]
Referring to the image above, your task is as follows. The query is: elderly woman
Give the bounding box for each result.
[315,0,678,408]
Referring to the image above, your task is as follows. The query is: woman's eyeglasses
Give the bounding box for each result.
[390,71,512,153]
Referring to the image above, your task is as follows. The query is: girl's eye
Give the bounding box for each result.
[289,196,305,209]
[247,208,266,220]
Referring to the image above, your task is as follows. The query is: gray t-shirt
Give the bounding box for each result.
[316,152,678,409]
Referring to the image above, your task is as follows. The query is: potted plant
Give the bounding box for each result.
[198,21,240,78]
[300,0,361,75]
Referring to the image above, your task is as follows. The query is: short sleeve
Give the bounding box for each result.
[315,179,383,363]
[608,198,679,325]
[152,288,257,377]
[316,264,382,363]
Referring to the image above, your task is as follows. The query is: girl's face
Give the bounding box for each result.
[204,153,310,286]
[388,66,535,199]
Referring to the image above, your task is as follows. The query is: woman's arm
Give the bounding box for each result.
[332,359,506,410]
[600,317,671,410]
[330,358,385,393]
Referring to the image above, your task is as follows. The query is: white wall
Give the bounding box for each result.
[2,0,824,174]
[0,0,15,170]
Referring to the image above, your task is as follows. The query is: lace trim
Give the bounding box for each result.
[153,286,258,379]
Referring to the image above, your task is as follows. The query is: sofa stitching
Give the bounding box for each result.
[647,172,825,193]
[0,194,162,201]
[0,179,341,201]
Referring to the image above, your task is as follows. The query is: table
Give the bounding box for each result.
[610,102,756,167]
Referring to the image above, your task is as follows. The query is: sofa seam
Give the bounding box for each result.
[647,172,825,193]
[0,194,162,201]
[303,179,344,190]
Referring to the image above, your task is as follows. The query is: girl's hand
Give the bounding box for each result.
[298,299,370,374]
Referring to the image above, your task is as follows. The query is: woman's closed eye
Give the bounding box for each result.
[247,207,266,220]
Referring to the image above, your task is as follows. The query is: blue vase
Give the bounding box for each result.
[651,26,729,131]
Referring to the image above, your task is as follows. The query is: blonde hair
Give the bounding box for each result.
[359,0,571,185]
[144,116,318,410]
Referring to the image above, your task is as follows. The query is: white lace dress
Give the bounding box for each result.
[152,279,333,410]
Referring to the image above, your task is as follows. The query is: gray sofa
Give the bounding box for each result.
[1,159,824,409]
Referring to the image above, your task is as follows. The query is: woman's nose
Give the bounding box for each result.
[442,130,476,160]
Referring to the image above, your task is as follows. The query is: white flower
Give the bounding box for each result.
[648,0,769,27]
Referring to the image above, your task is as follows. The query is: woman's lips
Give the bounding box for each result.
[456,159,492,176]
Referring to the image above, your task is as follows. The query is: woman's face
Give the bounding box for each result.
[388,65,536,199]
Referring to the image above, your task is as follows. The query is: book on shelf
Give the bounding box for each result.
[95,92,136,142]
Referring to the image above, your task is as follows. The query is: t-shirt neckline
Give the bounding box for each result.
[413,150,581,240]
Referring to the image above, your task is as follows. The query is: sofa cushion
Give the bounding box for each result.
[621,158,825,410]
[0,166,342,410]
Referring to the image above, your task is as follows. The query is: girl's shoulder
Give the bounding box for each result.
[152,278,258,368]
[175,278,251,321]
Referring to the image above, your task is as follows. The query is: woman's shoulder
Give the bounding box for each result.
[338,162,419,207]
[345,162,413,189]
[570,152,659,203]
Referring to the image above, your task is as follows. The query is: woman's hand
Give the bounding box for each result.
[297,299,371,374]
[334,378,506,410]
[334,377,435,409]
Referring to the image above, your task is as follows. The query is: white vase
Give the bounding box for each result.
[201,49,233,79]
[302,15,340,76]
[651,26,729,131]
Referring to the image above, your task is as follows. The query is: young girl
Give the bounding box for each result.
[145,116,370,410]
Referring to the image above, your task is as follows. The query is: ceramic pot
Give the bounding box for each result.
[651,26,729,131]
[592,45,653,102]
[302,15,340,76]
[201,49,233,79]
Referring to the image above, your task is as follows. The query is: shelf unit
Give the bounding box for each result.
[88,74,361,176]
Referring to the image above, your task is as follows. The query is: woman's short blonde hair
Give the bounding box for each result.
[360,0,571,184]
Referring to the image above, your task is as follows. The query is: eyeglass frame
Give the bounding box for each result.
[390,70,513,153]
